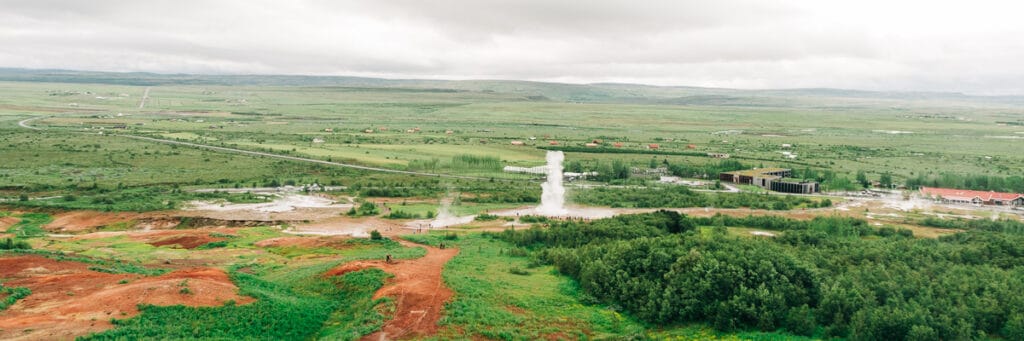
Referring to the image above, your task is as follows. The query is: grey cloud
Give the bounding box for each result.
[1,0,1023,94]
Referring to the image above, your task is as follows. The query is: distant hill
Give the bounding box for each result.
[1,67,1022,106]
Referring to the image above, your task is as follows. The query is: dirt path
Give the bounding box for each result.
[325,239,458,340]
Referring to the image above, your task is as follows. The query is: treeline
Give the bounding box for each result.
[495,211,1024,340]
[540,145,707,157]
[407,154,504,173]
[567,157,860,191]
[920,216,1024,235]
[353,177,539,203]
[573,185,829,210]
[905,173,1024,193]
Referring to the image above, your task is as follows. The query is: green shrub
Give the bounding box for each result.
[475,213,500,221]
[385,210,418,219]
[508,266,530,276]
[0,285,31,310]
[196,241,228,249]
[518,215,548,223]
[0,238,31,250]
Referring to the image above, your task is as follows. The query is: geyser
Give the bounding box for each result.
[536,151,568,216]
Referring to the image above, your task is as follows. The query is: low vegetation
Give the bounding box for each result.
[81,266,389,340]
[0,285,31,311]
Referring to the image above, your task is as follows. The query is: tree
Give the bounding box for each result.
[611,159,631,180]
[856,171,869,189]
[880,172,893,189]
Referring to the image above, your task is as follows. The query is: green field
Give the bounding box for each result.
[3,71,1024,196]
[2,70,1024,340]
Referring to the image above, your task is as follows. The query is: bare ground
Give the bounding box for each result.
[325,239,458,340]
[0,255,252,340]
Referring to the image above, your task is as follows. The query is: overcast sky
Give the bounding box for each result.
[2,0,1024,94]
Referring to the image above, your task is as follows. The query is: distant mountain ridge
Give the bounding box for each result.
[2,67,1022,106]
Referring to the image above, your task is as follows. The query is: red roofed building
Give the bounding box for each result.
[920,187,1024,206]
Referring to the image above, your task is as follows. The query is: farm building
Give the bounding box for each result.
[549,141,559,146]
[687,144,697,149]
[648,144,660,150]
[920,187,1024,206]
[585,143,599,148]
[613,142,623,148]
[324,128,334,132]
[510,140,525,146]
[719,168,819,194]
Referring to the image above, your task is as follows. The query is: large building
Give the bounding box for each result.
[719,168,819,194]
[920,187,1024,206]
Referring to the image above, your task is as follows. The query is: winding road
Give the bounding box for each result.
[18,117,43,130]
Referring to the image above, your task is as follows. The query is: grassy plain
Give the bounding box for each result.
[1,70,1023,340]
[3,74,1024,194]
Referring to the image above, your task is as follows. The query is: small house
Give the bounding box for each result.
[648,144,660,150]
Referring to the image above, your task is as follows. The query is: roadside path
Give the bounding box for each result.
[138,87,150,109]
